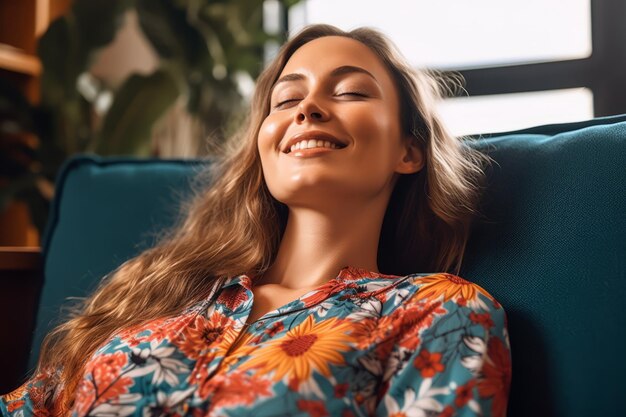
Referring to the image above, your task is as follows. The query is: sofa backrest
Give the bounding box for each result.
[32,157,206,367]
[460,114,626,416]
[34,114,626,417]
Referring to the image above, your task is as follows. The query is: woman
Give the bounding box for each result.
[1,24,511,417]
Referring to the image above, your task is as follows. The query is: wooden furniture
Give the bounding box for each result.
[0,0,72,247]
[0,247,43,395]
[0,0,71,103]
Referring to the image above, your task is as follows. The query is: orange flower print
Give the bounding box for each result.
[203,370,273,410]
[350,315,390,350]
[413,349,445,378]
[238,315,356,384]
[478,337,512,417]
[74,351,134,416]
[176,312,233,359]
[2,382,28,402]
[413,274,495,310]
[6,400,25,412]
[73,378,97,416]
[192,330,258,397]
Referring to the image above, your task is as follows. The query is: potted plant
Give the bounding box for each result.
[0,0,301,244]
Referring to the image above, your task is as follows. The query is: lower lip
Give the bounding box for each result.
[287,147,341,157]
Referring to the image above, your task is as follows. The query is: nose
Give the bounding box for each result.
[295,95,329,123]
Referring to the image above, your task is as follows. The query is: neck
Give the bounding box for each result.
[257,196,389,290]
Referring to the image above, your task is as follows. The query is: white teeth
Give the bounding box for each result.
[289,139,342,153]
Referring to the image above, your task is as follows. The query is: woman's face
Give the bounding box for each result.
[257,35,422,207]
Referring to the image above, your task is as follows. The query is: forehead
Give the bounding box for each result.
[279,36,396,89]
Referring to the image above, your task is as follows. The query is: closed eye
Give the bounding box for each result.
[273,98,302,110]
[336,91,368,98]
[273,91,368,110]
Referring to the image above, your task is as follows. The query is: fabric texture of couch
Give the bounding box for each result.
[28,113,626,417]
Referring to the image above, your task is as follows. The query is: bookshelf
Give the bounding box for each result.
[0,0,71,246]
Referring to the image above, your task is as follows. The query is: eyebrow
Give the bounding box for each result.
[271,65,379,91]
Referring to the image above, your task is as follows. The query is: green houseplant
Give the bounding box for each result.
[0,0,301,237]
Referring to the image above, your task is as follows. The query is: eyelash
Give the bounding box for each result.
[273,91,369,109]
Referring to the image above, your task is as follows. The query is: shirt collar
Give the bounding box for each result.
[222,265,400,289]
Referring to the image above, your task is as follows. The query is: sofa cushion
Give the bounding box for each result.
[31,157,207,370]
[461,113,626,417]
[32,113,626,417]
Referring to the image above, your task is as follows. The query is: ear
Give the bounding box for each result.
[395,135,424,174]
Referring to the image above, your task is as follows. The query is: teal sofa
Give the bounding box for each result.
[22,114,626,416]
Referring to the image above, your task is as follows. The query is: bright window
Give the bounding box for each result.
[437,88,594,137]
[285,0,594,134]
[289,0,592,70]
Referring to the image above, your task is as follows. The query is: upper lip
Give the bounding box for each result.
[281,130,348,153]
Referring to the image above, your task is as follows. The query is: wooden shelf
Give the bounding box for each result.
[0,246,42,271]
[0,44,41,76]
[0,0,72,247]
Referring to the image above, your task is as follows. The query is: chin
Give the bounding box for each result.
[268,179,344,204]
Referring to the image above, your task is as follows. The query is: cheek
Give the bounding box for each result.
[257,116,284,190]
[347,106,401,151]
[258,114,287,152]
[257,123,272,155]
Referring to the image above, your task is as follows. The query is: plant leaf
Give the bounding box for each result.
[94,69,180,156]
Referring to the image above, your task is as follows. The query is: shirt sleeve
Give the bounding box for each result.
[0,369,64,417]
[373,274,512,417]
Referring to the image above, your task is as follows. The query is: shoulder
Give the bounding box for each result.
[405,272,503,311]
[0,368,66,416]
[380,272,507,332]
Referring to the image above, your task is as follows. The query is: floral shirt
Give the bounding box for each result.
[1,266,511,417]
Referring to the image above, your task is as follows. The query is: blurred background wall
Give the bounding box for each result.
[1,0,625,247]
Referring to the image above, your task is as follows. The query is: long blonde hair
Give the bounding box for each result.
[36,24,492,414]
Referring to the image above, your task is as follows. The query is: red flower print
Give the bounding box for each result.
[301,280,349,306]
[351,315,390,350]
[207,370,273,408]
[288,376,300,391]
[395,301,445,350]
[73,379,97,416]
[454,379,477,408]
[266,321,284,337]
[217,287,250,310]
[469,312,494,329]
[88,351,129,386]
[413,349,445,377]
[478,338,512,417]
[438,405,455,417]
[297,399,329,417]
[7,400,25,412]
[74,351,134,415]
[334,383,349,397]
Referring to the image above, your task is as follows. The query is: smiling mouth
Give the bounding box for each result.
[282,131,348,154]
[286,140,347,154]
